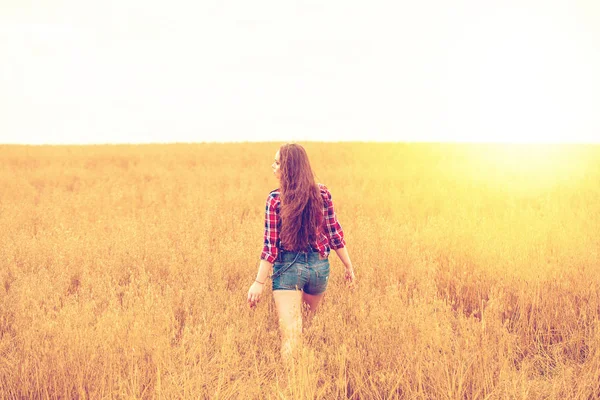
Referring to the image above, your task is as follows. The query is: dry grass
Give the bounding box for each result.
[1,142,600,399]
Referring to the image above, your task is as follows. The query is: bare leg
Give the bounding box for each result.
[273,290,303,362]
[302,291,325,327]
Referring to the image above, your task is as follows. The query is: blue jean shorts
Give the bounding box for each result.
[271,250,330,295]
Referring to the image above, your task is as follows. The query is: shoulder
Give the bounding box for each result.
[317,183,332,200]
[266,188,281,208]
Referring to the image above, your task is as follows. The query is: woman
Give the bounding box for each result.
[247,143,356,360]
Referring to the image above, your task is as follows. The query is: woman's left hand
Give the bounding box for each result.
[247,281,264,308]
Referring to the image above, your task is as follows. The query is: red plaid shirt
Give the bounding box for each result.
[260,183,346,263]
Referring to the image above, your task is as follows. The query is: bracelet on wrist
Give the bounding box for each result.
[255,279,265,285]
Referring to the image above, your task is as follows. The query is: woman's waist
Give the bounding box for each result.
[277,246,328,262]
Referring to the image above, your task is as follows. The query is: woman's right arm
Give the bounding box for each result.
[334,246,352,269]
[322,185,355,286]
[334,246,355,286]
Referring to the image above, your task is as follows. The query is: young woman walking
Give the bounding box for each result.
[247,143,356,360]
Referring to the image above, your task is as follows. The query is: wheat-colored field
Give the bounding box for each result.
[1,142,600,399]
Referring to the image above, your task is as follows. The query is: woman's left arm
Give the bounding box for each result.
[248,193,278,308]
[247,259,273,308]
[254,259,273,284]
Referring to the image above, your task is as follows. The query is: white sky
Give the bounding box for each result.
[1,0,599,144]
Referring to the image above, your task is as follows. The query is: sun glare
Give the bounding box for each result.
[460,143,590,195]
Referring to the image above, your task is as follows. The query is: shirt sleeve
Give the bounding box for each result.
[260,194,279,263]
[323,186,346,250]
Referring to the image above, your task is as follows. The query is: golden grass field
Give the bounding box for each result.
[1,142,600,399]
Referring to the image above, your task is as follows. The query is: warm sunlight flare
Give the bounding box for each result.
[421,143,593,209]
[459,144,590,195]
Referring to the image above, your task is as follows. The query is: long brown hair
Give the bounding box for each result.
[278,143,323,251]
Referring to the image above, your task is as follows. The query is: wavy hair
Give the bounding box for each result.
[278,143,323,251]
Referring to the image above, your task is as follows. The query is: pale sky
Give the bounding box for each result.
[1,0,599,144]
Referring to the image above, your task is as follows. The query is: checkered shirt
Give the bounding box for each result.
[260,183,346,263]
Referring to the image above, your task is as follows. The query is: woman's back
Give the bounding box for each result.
[261,183,345,263]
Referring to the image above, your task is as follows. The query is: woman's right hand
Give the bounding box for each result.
[344,265,356,288]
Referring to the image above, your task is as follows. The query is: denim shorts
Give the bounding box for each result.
[271,250,330,295]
